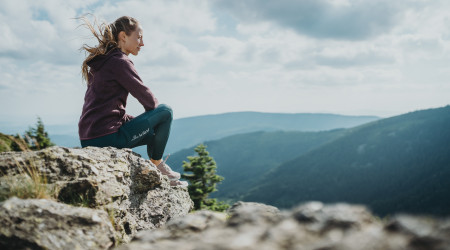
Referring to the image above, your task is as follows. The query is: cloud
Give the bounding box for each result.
[0,0,87,65]
[0,0,217,65]
[93,0,216,34]
[1,0,450,124]
[0,0,216,88]
[315,46,396,68]
[214,0,406,40]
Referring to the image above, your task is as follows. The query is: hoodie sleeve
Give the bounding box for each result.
[113,57,159,111]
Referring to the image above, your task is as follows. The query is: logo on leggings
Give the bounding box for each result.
[131,128,150,141]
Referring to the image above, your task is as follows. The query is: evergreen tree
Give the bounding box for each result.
[182,144,229,211]
[24,117,54,150]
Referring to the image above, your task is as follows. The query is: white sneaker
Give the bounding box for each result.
[156,154,181,180]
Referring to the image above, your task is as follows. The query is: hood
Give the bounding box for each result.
[87,47,123,71]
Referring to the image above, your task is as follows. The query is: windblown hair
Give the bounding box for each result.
[79,15,139,84]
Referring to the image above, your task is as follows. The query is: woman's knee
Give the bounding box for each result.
[156,104,172,113]
[156,104,173,119]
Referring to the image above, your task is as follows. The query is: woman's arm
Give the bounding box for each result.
[114,57,159,111]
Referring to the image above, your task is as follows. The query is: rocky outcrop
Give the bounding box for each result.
[0,146,193,245]
[119,201,450,250]
[0,197,115,249]
[2,146,449,250]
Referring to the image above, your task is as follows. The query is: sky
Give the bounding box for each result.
[1,0,449,130]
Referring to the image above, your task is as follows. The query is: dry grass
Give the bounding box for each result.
[13,134,32,151]
[0,159,55,202]
[0,133,30,152]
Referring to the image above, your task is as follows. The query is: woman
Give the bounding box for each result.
[78,16,186,187]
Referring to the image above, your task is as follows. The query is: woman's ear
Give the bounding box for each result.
[118,31,127,43]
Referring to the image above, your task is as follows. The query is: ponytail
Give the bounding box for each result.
[79,15,139,84]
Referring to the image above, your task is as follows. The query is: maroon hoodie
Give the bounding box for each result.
[79,48,158,140]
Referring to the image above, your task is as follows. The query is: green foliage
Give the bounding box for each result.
[182,144,229,211]
[61,191,94,208]
[24,117,55,150]
[202,198,230,212]
[1,117,55,153]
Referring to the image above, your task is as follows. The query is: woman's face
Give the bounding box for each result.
[120,25,144,56]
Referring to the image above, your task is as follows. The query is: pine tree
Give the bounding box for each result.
[24,117,54,150]
[182,144,229,211]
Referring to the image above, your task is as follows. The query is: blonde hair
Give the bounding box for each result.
[79,15,139,84]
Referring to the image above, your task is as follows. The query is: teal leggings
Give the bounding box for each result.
[80,104,173,160]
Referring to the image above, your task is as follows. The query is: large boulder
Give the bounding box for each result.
[0,197,115,249]
[0,146,193,243]
[118,201,450,250]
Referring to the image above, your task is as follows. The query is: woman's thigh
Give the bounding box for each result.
[81,105,172,149]
[120,105,172,148]
[80,132,127,148]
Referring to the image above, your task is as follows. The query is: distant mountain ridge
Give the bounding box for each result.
[0,112,378,157]
[243,106,450,216]
[167,129,348,201]
[150,111,379,155]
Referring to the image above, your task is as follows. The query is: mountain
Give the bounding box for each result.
[1,112,378,155]
[134,112,379,157]
[243,106,450,216]
[167,129,347,202]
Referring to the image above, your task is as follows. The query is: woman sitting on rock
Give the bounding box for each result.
[78,16,186,187]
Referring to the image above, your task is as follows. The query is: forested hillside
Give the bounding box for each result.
[243,106,450,216]
[161,112,378,154]
[168,129,347,201]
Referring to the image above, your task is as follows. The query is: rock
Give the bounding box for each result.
[118,201,450,250]
[227,201,281,226]
[0,197,115,250]
[117,209,229,250]
[130,209,228,244]
[385,215,450,250]
[164,210,227,233]
[0,146,193,243]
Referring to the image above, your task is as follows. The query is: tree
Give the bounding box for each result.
[182,144,229,211]
[24,117,54,150]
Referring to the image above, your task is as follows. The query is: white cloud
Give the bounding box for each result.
[93,0,215,34]
[0,0,449,130]
[214,0,406,40]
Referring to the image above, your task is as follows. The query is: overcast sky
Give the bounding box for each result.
[1,0,449,128]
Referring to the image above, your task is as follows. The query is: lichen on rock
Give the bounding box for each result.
[0,146,193,246]
[0,197,115,249]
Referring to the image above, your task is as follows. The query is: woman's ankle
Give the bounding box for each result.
[151,158,162,166]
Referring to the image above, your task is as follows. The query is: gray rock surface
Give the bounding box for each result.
[118,201,450,250]
[0,146,193,244]
[0,197,115,250]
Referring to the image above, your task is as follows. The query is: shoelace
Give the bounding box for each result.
[157,154,170,168]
